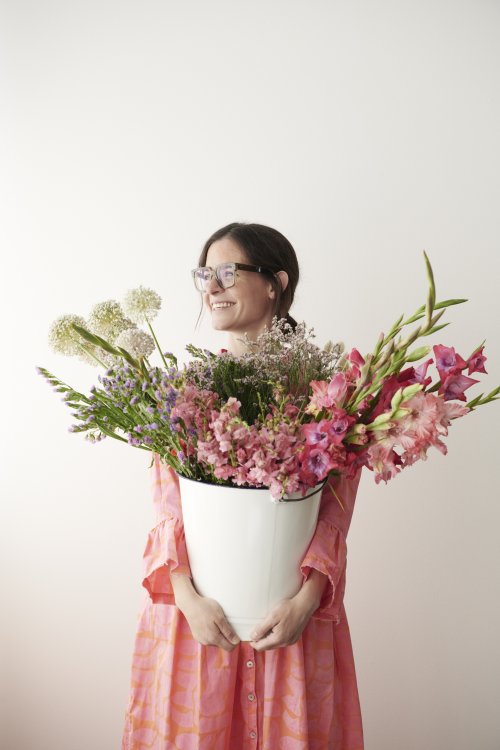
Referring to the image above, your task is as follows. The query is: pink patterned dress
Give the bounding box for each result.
[121,454,365,750]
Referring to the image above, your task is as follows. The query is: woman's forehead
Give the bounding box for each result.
[206,237,247,265]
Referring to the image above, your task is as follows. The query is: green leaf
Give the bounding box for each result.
[422,322,450,336]
[434,298,468,308]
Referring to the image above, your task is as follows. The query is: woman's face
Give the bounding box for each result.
[202,237,278,335]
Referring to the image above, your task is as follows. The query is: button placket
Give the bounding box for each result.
[243,642,258,744]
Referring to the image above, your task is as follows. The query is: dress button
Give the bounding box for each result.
[246,660,254,668]
[250,730,257,739]
[248,692,255,701]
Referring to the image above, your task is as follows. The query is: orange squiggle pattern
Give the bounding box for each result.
[121,455,364,749]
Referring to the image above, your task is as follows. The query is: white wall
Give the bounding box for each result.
[2,1,500,748]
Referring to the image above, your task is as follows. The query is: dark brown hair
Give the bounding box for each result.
[194,222,300,332]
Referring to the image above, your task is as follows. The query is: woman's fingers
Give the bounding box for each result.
[182,595,241,651]
[216,615,240,646]
[250,605,284,642]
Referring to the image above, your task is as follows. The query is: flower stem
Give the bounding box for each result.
[145,317,169,369]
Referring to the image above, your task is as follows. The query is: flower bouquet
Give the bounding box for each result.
[37,253,499,638]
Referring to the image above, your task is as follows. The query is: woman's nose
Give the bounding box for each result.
[204,274,223,293]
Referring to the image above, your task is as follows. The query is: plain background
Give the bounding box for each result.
[2,1,500,748]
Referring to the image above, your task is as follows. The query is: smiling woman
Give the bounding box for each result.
[193,222,300,355]
[120,222,365,750]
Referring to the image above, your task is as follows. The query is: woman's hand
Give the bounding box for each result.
[180,593,241,652]
[249,570,328,651]
[171,571,240,651]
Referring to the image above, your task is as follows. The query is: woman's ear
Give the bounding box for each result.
[269,271,289,298]
[277,270,289,293]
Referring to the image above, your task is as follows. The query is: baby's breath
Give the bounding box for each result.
[184,316,345,423]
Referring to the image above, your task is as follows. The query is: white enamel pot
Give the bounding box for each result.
[177,474,325,641]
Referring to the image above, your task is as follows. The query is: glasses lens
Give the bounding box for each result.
[193,268,211,291]
[217,263,235,288]
[193,264,236,291]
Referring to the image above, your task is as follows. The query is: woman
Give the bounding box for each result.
[121,222,364,750]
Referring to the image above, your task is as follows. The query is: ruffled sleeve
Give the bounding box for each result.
[141,453,192,605]
[300,466,363,624]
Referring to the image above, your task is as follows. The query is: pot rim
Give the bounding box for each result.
[175,471,326,499]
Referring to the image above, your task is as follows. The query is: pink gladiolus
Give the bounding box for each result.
[466,345,487,375]
[300,446,337,480]
[433,344,467,379]
[301,420,330,449]
[367,443,403,484]
[344,348,365,380]
[400,391,440,441]
[369,373,412,420]
[305,373,349,415]
[413,357,434,387]
[327,408,356,443]
[435,398,470,428]
[438,371,479,401]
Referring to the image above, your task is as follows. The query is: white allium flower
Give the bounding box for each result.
[115,328,155,359]
[48,314,89,356]
[122,285,162,325]
[87,300,136,342]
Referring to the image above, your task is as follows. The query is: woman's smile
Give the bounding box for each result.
[211,301,236,310]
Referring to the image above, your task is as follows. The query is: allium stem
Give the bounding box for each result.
[75,340,108,368]
[145,317,169,369]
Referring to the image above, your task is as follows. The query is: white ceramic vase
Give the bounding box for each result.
[177,474,324,641]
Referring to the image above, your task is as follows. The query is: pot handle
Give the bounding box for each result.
[280,476,329,503]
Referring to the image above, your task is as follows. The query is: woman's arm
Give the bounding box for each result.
[294,568,329,611]
[248,570,329,650]
[170,571,199,612]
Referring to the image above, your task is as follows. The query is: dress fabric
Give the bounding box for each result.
[121,453,364,750]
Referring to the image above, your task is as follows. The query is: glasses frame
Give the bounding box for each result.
[191,262,277,292]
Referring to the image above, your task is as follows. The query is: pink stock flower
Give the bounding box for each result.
[171,384,219,432]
